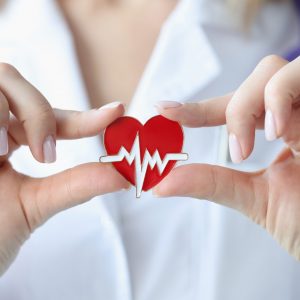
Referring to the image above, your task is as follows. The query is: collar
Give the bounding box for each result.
[127,0,222,122]
[0,0,296,122]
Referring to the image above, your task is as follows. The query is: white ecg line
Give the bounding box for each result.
[100,134,188,197]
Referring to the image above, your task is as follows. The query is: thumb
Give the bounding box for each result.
[153,164,267,224]
[20,163,130,231]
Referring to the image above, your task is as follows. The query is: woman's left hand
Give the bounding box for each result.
[154,55,300,260]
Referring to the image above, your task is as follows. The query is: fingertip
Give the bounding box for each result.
[152,186,163,198]
[272,111,290,139]
[227,111,256,162]
[154,101,187,125]
[0,127,9,156]
[95,101,125,121]
[97,163,131,192]
[27,133,57,164]
[122,183,132,192]
[265,109,278,141]
[26,111,57,164]
[154,101,182,119]
[152,186,173,198]
[241,140,255,162]
[152,169,184,198]
[264,75,294,138]
[155,101,183,110]
[98,101,124,111]
[55,102,126,140]
[43,135,56,163]
[96,100,125,121]
[228,134,244,164]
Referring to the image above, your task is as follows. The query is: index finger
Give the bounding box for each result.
[155,94,231,128]
[8,102,125,145]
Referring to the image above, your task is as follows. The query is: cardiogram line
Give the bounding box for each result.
[100,134,188,197]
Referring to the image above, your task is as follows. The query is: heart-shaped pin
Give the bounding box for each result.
[100,115,188,197]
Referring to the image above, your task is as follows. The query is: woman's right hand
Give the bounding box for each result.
[0,63,130,276]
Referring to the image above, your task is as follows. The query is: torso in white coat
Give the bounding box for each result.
[0,0,300,299]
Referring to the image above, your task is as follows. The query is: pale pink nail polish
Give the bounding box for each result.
[265,109,277,141]
[152,189,160,198]
[98,101,122,110]
[43,135,56,163]
[0,127,8,156]
[155,101,183,109]
[229,134,243,164]
[121,184,131,192]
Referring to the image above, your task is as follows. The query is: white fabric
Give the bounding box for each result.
[0,0,300,299]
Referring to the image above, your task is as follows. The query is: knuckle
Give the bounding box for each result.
[38,103,54,119]
[265,76,296,104]
[264,80,283,101]
[0,63,18,79]
[21,103,55,130]
[19,177,45,233]
[225,98,256,131]
[32,103,54,122]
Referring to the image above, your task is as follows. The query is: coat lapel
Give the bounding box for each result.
[0,3,133,299]
[127,0,221,123]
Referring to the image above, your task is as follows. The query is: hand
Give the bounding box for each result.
[0,63,129,275]
[154,55,300,260]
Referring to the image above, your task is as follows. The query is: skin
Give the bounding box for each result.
[154,55,300,260]
[0,0,176,275]
[1,0,299,275]
[57,0,177,107]
[0,63,131,275]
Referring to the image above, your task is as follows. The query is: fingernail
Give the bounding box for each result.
[155,101,183,109]
[152,188,158,197]
[0,127,8,156]
[122,184,131,192]
[43,135,56,163]
[152,188,164,198]
[98,101,122,110]
[265,109,277,141]
[229,134,243,164]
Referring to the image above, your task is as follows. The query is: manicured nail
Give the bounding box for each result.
[43,135,56,163]
[155,101,183,109]
[0,127,8,156]
[265,109,277,141]
[152,187,165,198]
[229,134,243,163]
[121,184,131,192]
[152,189,159,197]
[98,101,122,110]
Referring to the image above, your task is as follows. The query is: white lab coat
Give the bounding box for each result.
[0,0,300,299]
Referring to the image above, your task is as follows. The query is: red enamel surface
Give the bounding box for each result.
[103,115,184,191]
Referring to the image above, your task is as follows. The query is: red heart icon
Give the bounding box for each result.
[100,115,187,197]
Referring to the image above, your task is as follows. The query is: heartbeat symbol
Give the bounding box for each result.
[100,134,188,197]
